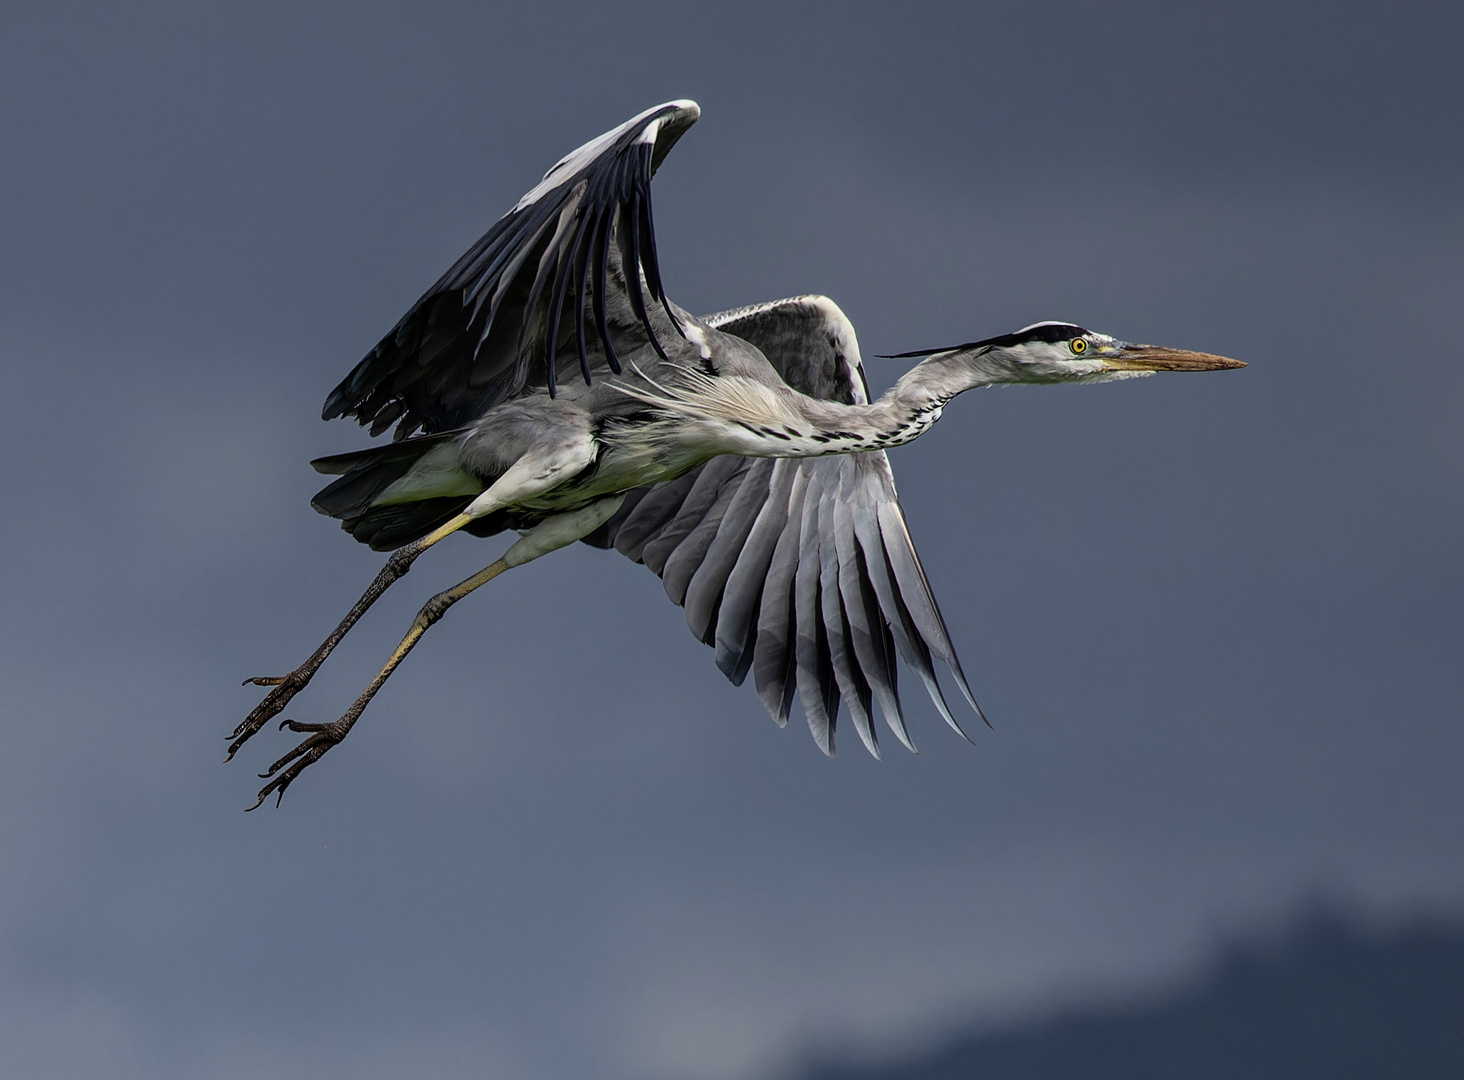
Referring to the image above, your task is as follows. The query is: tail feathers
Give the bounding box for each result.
[312,431,493,550]
[311,431,460,520]
[340,496,476,551]
[310,431,457,475]
[311,429,533,550]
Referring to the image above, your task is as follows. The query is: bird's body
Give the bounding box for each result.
[319,298,917,534]
[229,101,1241,808]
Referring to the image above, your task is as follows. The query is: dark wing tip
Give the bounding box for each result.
[321,102,701,436]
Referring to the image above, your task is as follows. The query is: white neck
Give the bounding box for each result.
[785,349,1001,453]
[606,348,1003,461]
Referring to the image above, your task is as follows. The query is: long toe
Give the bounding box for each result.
[280,719,337,733]
[227,672,312,758]
[246,728,341,810]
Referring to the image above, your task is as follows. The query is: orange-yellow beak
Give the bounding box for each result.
[1101,344,1246,372]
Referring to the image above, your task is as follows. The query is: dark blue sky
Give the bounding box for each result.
[1,3,1460,1078]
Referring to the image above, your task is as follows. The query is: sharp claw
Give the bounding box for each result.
[234,543,428,805]
[246,733,336,809]
[230,669,312,758]
[246,771,293,811]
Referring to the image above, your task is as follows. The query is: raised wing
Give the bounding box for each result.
[323,101,701,440]
[588,296,985,756]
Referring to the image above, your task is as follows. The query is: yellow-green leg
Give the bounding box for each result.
[228,511,476,761]
[248,556,509,810]
[246,495,624,810]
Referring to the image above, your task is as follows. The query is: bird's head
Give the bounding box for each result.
[987,321,1245,384]
[886,321,1244,390]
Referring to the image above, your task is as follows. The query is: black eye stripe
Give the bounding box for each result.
[880,321,1090,359]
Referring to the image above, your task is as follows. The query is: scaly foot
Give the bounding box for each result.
[227,545,426,762]
[246,718,350,811]
[227,666,319,761]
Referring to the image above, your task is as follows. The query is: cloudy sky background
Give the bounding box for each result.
[1,2,1460,1078]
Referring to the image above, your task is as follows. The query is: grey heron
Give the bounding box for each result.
[229,100,1243,809]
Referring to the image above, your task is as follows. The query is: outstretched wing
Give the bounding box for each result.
[324,100,701,440]
[588,295,985,757]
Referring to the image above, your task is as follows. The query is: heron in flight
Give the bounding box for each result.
[229,101,1243,809]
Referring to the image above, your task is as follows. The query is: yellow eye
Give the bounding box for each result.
[1070,337,1088,354]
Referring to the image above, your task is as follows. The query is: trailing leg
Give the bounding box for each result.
[247,495,625,809]
[229,425,597,762]
[228,511,474,760]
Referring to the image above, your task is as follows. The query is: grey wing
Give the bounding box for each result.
[588,295,984,756]
[323,101,701,439]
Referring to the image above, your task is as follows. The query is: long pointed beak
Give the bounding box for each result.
[1102,344,1245,372]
